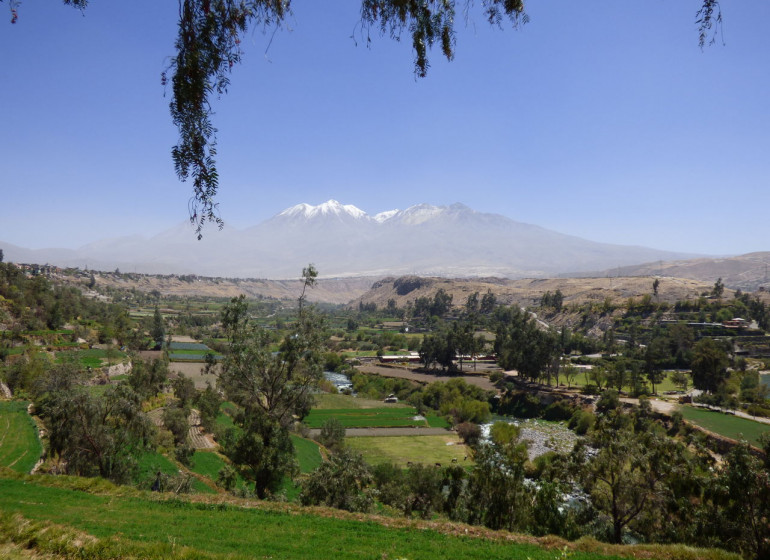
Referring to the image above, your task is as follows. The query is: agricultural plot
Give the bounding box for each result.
[190,450,247,492]
[291,435,323,473]
[679,406,770,447]
[56,348,127,369]
[304,407,445,429]
[167,341,222,363]
[313,393,409,410]
[0,475,655,560]
[346,434,470,467]
[0,401,42,474]
[308,394,449,428]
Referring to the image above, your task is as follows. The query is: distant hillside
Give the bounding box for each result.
[352,275,721,311]
[51,269,377,305]
[579,252,770,291]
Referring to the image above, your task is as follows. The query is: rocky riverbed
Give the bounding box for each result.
[482,418,579,460]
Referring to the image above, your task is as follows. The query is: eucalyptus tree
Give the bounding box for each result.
[216,271,324,497]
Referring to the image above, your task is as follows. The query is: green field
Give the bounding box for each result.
[134,450,179,481]
[346,435,471,467]
[679,406,770,447]
[313,393,409,410]
[190,450,248,491]
[56,348,127,369]
[0,401,42,474]
[305,407,442,429]
[0,473,659,560]
[308,394,449,429]
[167,341,222,362]
[560,368,682,394]
[291,435,323,473]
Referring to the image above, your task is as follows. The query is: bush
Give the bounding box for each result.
[542,399,576,421]
[497,391,542,418]
[319,417,345,451]
[581,383,599,395]
[568,409,595,435]
[527,451,557,479]
[163,406,190,446]
[371,462,405,509]
[747,404,770,418]
[596,389,620,414]
[175,443,195,467]
[300,449,374,512]
[455,422,482,447]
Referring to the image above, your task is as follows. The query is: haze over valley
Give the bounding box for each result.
[2,200,705,280]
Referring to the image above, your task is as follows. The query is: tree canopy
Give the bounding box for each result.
[5,0,723,238]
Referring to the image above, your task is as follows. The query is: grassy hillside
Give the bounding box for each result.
[0,472,739,560]
[0,401,42,474]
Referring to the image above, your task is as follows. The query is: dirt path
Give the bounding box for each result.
[356,364,497,392]
[308,427,451,438]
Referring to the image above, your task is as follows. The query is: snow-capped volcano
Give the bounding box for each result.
[276,200,368,221]
[2,200,700,279]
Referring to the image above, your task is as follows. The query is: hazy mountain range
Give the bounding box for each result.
[2,201,701,279]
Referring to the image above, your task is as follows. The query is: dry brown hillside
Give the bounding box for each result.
[351,275,724,310]
[55,271,378,305]
[588,252,770,292]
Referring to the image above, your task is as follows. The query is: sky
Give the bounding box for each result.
[1,1,769,256]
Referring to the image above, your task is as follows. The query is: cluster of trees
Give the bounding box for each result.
[540,290,564,311]
[419,320,486,371]
[494,306,560,382]
[412,288,453,319]
[349,373,493,426]
[300,388,770,558]
[0,262,130,338]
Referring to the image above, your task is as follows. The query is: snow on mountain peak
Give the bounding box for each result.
[277,200,368,220]
[397,203,446,225]
[275,201,472,225]
[373,209,399,223]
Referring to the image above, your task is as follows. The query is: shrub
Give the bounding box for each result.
[542,399,576,421]
[300,449,374,512]
[455,422,482,447]
[747,404,770,418]
[568,409,595,435]
[581,383,599,395]
[319,417,345,451]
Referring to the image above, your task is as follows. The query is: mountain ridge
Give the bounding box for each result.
[1,200,705,279]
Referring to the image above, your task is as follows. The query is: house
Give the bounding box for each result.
[723,318,748,329]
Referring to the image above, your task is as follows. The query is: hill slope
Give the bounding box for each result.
[0,472,739,560]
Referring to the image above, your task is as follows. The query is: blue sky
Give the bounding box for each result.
[1,1,768,255]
